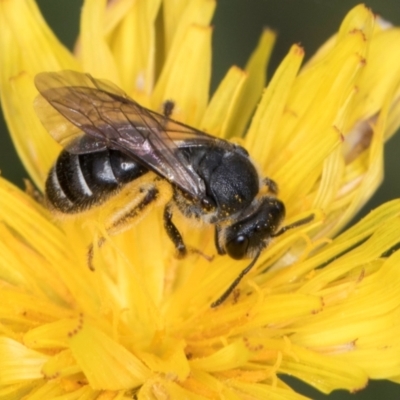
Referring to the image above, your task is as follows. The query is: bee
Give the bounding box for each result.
[34,70,312,307]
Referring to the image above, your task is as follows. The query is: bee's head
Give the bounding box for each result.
[220,197,285,260]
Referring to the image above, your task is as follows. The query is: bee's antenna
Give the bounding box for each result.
[211,214,314,308]
[211,251,261,308]
[271,214,314,237]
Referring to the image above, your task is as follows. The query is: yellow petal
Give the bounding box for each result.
[329,67,397,235]
[41,349,80,379]
[271,7,374,209]
[228,380,311,400]
[349,28,400,127]
[24,319,81,350]
[0,337,49,385]
[280,344,367,394]
[230,29,276,140]
[162,0,215,55]
[68,320,150,390]
[189,340,250,372]
[139,377,210,400]
[152,25,212,125]
[0,0,78,188]
[109,0,161,98]
[201,66,247,138]
[138,338,190,381]
[79,0,120,83]
[245,44,303,168]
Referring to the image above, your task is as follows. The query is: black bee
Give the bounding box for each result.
[34,70,311,307]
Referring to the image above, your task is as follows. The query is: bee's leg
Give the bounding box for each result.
[88,185,159,270]
[162,100,175,118]
[163,202,187,258]
[163,204,214,261]
[263,177,278,194]
[109,186,159,233]
[271,214,315,237]
[214,225,226,255]
[211,251,261,308]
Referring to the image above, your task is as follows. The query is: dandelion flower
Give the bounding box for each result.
[1,1,400,399]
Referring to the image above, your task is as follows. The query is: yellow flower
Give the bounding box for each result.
[1,1,400,399]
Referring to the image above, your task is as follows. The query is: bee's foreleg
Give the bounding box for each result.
[163,202,187,258]
[214,225,225,255]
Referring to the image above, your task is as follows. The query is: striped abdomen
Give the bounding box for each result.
[46,149,148,213]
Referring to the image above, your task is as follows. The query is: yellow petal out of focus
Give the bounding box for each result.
[0,0,79,190]
[1,1,400,399]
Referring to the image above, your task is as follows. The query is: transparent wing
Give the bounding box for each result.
[34,70,230,199]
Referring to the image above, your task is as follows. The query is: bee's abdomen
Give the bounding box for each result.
[46,149,148,213]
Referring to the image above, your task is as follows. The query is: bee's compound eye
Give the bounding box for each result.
[226,235,249,260]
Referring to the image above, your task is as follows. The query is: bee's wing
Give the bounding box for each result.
[34,70,131,151]
[34,70,224,199]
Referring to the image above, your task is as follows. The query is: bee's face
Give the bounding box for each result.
[221,197,286,260]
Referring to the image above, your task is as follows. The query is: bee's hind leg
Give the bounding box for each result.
[163,202,187,258]
[87,185,159,270]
